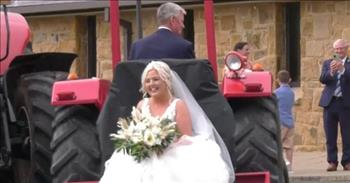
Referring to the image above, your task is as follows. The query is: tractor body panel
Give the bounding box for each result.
[222,71,272,98]
[0,12,30,75]
[51,78,110,110]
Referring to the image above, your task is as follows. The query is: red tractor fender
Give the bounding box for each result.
[0,12,30,74]
[222,71,273,98]
[51,78,110,110]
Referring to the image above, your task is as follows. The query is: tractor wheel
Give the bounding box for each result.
[51,105,100,183]
[229,96,288,183]
[12,71,68,183]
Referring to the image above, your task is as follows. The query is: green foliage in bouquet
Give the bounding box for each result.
[110,107,180,163]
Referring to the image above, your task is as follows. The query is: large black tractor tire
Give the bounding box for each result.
[51,105,100,183]
[12,71,68,183]
[229,96,288,183]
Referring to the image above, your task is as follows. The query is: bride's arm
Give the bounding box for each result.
[175,100,192,136]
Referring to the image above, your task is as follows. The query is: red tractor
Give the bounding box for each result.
[0,1,76,183]
[1,1,288,183]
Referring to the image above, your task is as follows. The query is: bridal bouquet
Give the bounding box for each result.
[110,107,179,162]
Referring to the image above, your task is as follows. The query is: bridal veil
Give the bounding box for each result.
[170,70,235,183]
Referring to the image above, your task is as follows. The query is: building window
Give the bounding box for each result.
[120,19,132,60]
[87,16,97,77]
[283,2,300,87]
[183,9,194,45]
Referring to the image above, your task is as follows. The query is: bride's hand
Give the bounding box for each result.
[175,135,192,145]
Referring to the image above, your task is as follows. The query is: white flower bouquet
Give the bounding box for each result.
[110,107,179,162]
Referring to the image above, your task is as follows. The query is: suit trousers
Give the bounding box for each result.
[323,97,350,166]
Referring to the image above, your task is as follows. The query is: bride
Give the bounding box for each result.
[100,61,234,183]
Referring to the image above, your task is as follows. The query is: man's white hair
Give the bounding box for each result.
[333,39,349,49]
[157,2,186,25]
[140,61,173,97]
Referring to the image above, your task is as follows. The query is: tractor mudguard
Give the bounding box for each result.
[97,59,236,169]
[222,71,272,98]
[51,78,111,110]
[3,52,76,104]
[0,12,31,75]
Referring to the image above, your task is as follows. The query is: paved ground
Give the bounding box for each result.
[289,151,350,183]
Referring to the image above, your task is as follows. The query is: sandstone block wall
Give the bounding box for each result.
[27,16,84,75]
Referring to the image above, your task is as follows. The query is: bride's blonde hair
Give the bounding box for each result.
[140,61,173,98]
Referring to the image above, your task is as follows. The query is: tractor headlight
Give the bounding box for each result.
[225,53,242,71]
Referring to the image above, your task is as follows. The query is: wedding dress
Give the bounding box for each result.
[99,98,231,183]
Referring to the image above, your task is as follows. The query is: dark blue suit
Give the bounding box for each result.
[129,29,195,60]
[319,57,350,167]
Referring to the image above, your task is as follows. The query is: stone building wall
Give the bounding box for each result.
[96,9,157,80]
[25,1,350,151]
[26,16,86,76]
[96,14,112,80]
[193,3,281,81]
[96,4,280,80]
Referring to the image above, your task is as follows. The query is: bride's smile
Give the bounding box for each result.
[144,69,169,98]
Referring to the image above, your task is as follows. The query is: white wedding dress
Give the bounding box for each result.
[100,98,231,183]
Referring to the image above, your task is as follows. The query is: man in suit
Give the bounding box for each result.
[319,39,350,171]
[129,2,195,60]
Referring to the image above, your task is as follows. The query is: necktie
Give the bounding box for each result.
[334,73,342,97]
